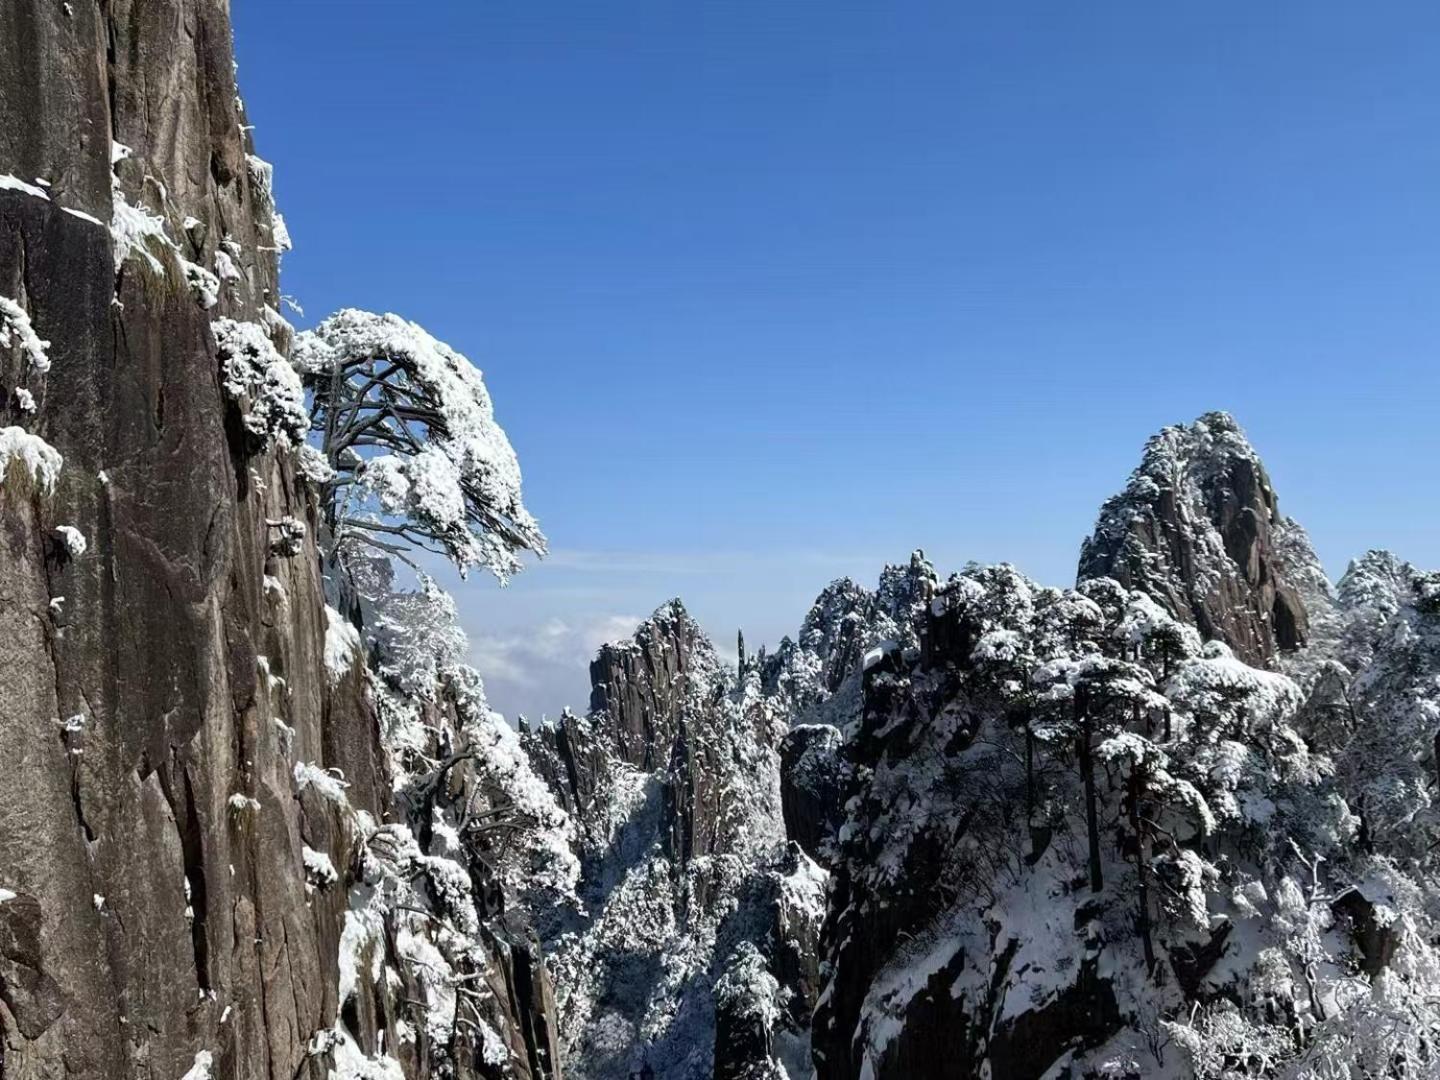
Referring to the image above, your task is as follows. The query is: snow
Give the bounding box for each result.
[178,1051,213,1080]
[1165,641,1303,735]
[324,605,361,684]
[862,640,897,671]
[0,295,52,372]
[971,627,1025,664]
[181,260,220,308]
[303,845,339,889]
[296,443,334,484]
[325,1028,405,1080]
[211,318,308,448]
[110,186,174,274]
[293,761,351,807]
[214,248,241,282]
[55,525,86,558]
[0,174,50,200]
[260,303,293,338]
[14,387,35,412]
[0,426,63,495]
[61,206,104,227]
[271,211,293,252]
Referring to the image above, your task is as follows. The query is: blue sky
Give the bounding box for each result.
[234,1,1440,720]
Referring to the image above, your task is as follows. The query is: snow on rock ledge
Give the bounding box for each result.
[0,427,63,496]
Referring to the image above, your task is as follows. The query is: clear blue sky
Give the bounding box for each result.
[234,1,1440,720]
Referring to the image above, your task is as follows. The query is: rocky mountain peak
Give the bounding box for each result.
[587,598,719,771]
[1078,410,1313,665]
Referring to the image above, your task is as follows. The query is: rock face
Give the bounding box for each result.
[0,6,559,1076]
[588,600,716,772]
[1078,411,1312,665]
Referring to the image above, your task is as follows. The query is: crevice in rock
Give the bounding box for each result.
[168,759,213,994]
[68,760,96,844]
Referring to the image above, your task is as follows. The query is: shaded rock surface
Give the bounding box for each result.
[778,725,845,868]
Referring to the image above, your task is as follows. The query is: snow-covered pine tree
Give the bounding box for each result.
[292,308,546,580]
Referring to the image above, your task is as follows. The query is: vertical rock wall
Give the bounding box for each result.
[0,5,557,1077]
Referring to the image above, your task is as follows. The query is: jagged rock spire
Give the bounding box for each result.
[587,598,718,770]
[1078,411,1315,665]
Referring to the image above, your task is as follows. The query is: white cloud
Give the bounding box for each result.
[468,612,642,721]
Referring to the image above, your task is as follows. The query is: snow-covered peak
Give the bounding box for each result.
[1079,411,1313,664]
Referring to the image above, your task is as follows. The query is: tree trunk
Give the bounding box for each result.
[1129,769,1156,975]
[1076,693,1103,893]
[1025,726,1035,823]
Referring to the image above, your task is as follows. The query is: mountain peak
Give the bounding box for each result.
[1079,411,1312,664]
[585,595,718,770]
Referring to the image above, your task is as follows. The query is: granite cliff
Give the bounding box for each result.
[0,4,561,1077]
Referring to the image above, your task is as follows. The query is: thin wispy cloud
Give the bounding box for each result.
[540,547,896,576]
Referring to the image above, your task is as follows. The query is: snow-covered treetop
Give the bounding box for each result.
[293,308,545,580]
[875,549,937,626]
[1165,641,1303,734]
[936,562,1037,634]
[1337,550,1417,616]
[714,941,783,1030]
[1114,589,1202,658]
[797,577,873,656]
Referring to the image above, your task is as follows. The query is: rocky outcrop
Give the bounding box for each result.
[0,5,559,1075]
[524,603,824,1080]
[589,599,718,771]
[779,725,845,867]
[1078,411,1312,665]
